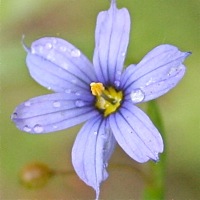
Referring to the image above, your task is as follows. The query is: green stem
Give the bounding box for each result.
[143,100,166,200]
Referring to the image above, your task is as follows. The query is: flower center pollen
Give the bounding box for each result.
[90,82,123,117]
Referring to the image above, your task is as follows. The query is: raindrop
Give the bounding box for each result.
[45,43,53,49]
[94,131,98,135]
[168,67,178,76]
[53,101,61,108]
[53,125,58,129]
[114,80,120,87]
[122,52,126,57]
[24,101,31,107]
[130,89,145,103]
[31,48,36,54]
[75,91,81,96]
[33,124,44,133]
[62,63,68,70]
[71,49,81,57]
[23,125,31,132]
[75,100,85,107]
[146,78,154,86]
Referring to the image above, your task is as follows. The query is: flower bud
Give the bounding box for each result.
[19,162,53,188]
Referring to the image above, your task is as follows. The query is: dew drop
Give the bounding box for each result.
[47,86,52,90]
[75,91,81,96]
[53,101,61,108]
[71,49,81,57]
[62,63,68,70]
[23,125,31,132]
[33,124,44,133]
[146,78,154,86]
[122,52,126,57]
[75,100,85,107]
[130,89,145,103]
[94,131,98,135]
[114,80,120,87]
[53,125,58,129]
[31,48,36,54]
[168,67,178,76]
[45,43,53,49]
[24,101,31,107]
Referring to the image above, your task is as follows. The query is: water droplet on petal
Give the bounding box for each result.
[71,49,81,57]
[122,52,126,57]
[75,100,85,107]
[62,63,68,70]
[31,48,36,54]
[114,80,120,87]
[47,86,52,90]
[24,101,31,107]
[23,125,32,132]
[75,91,81,96]
[33,124,44,133]
[53,101,61,108]
[45,43,53,49]
[130,89,145,103]
[53,125,58,129]
[168,67,178,76]
[94,131,98,135]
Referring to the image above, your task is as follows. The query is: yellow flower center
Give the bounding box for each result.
[90,82,123,117]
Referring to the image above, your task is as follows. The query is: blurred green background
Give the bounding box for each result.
[1,0,200,199]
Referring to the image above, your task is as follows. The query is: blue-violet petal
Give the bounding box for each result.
[72,117,116,199]
[11,92,98,134]
[93,0,130,86]
[109,101,163,163]
[25,37,97,92]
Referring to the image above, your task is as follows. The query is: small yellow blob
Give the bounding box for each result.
[90,82,123,117]
[90,82,105,96]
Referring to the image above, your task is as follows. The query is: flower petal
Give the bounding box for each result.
[109,101,163,163]
[11,92,98,134]
[121,44,191,102]
[25,37,97,92]
[93,0,130,86]
[72,116,116,199]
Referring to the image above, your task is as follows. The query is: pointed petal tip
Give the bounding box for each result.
[95,186,100,200]
[21,35,31,53]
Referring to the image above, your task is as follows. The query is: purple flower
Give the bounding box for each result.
[11,0,190,199]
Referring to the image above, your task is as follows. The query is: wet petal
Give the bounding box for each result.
[25,37,97,92]
[11,92,98,134]
[121,45,191,102]
[93,0,130,86]
[72,117,116,199]
[109,101,163,163]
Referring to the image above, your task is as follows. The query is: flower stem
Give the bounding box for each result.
[143,100,166,200]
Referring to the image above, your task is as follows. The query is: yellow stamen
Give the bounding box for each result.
[90,82,105,96]
[90,82,123,117]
